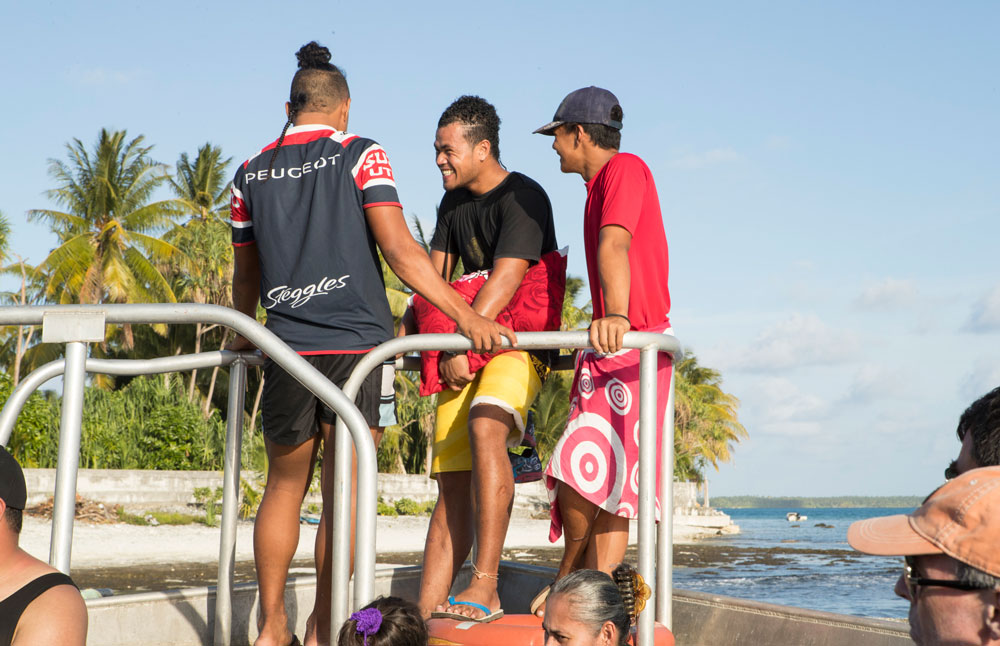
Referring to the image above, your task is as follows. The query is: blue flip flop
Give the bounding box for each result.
[430,595,505,623]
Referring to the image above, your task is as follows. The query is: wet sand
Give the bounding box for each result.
[66,543,860,595]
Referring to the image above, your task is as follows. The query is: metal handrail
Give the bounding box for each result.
[0,304,374,646]
[0,305,682,646]
[0,351,264,446]
[334,331,681,646]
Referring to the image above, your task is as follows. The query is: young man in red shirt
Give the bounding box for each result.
[532,87,673,615]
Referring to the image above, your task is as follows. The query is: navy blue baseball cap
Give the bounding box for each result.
[0,445,26,511]
[533,86,623,135]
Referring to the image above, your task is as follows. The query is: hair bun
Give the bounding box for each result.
[296,41,333,69]
[612,563,650,625]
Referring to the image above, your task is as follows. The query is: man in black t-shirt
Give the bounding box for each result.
[406,96,557,621]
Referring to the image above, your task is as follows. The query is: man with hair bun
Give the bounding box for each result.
[532,87,672,616]
[407,95,557,622]
[848,467,1000,646]
[230,44,514,646]
[0,446,87,645]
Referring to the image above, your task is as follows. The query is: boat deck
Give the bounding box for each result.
[83,561,911,646]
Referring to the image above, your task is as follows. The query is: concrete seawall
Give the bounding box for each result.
[23,469,737,537]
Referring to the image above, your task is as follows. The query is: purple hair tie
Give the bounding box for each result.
[350,607,382,646]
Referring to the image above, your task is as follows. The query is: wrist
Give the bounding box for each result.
[605,312,631,326]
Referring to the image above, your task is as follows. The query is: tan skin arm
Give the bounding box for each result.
[367,204,515,353]
[423,249,529,390]
[590,224,632,354]
[227,244,262,351]
[14,584,88,646]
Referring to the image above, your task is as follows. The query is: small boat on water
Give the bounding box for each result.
[786,511,808,522]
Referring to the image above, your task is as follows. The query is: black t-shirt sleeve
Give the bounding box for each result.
[492,186,551,263]
[430,199,457,254]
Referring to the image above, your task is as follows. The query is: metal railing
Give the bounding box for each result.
[0,304,375,646]
[333,331,681,646]
[0,305,681,646]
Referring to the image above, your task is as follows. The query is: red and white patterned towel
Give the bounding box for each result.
[545,325,673,542]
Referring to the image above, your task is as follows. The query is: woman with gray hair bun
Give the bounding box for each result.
[541,564,650,646]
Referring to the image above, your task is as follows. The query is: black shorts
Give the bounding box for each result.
[262,354,396,446]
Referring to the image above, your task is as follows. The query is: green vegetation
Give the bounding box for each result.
[376,497,436,517]
[674,353,748,483]
[116,508,202,526]
[712,496,923,509]
[27,129,183,310]
[193,486,223,527]
[2,130,749,486]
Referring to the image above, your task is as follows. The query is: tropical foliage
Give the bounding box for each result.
[673,352,748,482]
[1,130,747,483]
[28,129,183,307]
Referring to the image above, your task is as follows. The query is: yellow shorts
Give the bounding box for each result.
[430,351,543,476]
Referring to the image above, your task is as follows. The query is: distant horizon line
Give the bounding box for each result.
[710,494,923,509]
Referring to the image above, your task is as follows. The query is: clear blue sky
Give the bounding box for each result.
[1,1,998,497]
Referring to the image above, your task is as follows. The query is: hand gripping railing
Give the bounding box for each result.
[0,304,375,646]
[333,331,681,646]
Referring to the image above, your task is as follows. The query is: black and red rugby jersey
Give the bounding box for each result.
[230,124,401,353]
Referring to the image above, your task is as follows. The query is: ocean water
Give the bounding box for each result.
[671,507,913,620]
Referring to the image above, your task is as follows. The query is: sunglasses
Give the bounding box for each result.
[904,556,995,599]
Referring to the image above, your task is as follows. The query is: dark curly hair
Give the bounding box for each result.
[438,95,501,160]
[957,386,1000,467]
[336,596,427,646]
[267,41,351,181]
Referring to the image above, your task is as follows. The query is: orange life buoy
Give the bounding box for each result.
[427,614,674,646]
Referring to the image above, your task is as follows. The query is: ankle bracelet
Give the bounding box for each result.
[471,563,499,581]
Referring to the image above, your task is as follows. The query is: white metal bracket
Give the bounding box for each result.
[42,311,106,343]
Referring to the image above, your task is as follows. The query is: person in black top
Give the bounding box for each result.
[0,446,87,645]
[405,96,557,622]
[230,44,514,646]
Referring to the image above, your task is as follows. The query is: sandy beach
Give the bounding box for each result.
[19,514,570,569]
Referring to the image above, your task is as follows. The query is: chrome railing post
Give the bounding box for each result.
[0,360,67,447]
[656,363,676,628]
[50,341,88,573]
[636,345,659,646]
[215,356,247,646]
[331,420,354,627]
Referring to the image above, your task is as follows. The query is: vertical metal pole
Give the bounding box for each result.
[331,419,353,628]
[637,346,658,646]
[49,341,87,573]
[215,358,246,646]
[352,440,377,609]
[655,362,676,629]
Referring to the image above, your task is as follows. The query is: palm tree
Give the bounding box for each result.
[0,211,9,263]
[164,143,233,404]
[560,276,592,331]
[168,143,232,220]
[0,212,54,385]
[673,351,748,482]
[0,253,44,387]
[28,129,184,347]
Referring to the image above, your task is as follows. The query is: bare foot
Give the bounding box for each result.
[435,579,501,620]
[254,620,294,646]
[303,613,328,646]
[530,583,551,618]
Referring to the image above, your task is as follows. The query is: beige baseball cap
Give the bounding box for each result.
[848,466,1000,578]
